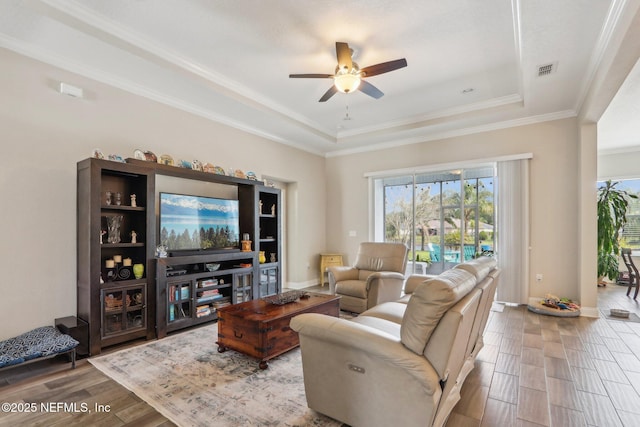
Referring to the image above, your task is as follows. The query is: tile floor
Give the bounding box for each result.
[446,284,640,426]
[1,283,639,426]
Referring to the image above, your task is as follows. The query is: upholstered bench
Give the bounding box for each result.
[0,326,79,370]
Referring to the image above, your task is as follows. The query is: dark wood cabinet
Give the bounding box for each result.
[78,157,282,353]
[239,185,282,297]
[77,158,155,355]
[155,252,257,338]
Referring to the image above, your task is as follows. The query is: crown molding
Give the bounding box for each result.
[326,110,576,158]
[0,34,328,157]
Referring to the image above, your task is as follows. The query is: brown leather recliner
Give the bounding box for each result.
[328,242,408,313]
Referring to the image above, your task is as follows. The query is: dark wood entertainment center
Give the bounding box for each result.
[77,157,282,355]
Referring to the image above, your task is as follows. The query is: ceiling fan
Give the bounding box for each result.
[289,42,407,102]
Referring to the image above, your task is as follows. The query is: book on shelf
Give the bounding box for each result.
[196,304,213,318]
[198,279,218,288]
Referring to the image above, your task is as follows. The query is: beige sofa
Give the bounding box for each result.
[290,256,499,427]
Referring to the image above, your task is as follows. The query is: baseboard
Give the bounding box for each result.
[285,279,320,290]
[579,306,599,318]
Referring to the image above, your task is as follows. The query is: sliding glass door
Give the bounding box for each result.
[375,166,495,275]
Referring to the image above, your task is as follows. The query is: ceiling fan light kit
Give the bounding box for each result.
[289,42,407,102]
[334,65,361,93]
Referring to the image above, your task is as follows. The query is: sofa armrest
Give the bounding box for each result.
[404,274,438,294]
[366,272,405,307]
[290,313,441,396]
[327,266,359,292]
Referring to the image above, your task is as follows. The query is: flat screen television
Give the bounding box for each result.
[159,192,240,252]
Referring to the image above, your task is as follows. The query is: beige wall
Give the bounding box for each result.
[0,49,326,340]
[0,45,603,340]
[326,118,588,305]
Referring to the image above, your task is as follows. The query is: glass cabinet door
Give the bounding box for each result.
[102,284,146,337]
[167,281,192,323]
[234,272,253,303]
[259,266,278,297]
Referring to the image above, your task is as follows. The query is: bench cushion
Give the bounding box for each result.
[0,326,79,368]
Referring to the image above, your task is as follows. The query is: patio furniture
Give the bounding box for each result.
[621,248,639,299]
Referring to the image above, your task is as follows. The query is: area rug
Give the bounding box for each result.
[89,323,343,427]
[600,310,640,323]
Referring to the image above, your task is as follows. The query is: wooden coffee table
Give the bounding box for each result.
[216,292,340,369]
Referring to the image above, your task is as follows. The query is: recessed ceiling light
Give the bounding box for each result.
[461,88,474,94]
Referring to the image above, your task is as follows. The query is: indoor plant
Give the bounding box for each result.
[597,180,636,285]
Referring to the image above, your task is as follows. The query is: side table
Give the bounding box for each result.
[55,316,89,357]
[319,253,344,286]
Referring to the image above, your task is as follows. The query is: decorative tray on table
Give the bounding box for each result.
[263,291,309,305]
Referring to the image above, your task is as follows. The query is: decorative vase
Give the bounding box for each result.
[259,251,266,264]
[106,215,123,244]
[133,263,144,279]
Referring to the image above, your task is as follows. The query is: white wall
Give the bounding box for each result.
[598,150,640,180]
[0,48,326,340]
[325,118,589,306]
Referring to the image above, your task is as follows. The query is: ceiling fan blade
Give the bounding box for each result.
[358,80,384,99]
[319,85,338,102]
[360,58,407,77]
[289,73,333,78]
[336,42,353,71]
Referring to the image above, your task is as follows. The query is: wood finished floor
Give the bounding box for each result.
[1,284,639,426]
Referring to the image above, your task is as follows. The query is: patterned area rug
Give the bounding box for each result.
[89,323,343,427]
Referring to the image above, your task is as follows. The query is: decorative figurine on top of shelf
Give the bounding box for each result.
[100,229,106,244]
[106,215,123,243]
[131,230,137,244]
[105,191,112,205]
[130,194,137,207]
[271,204,276,216]
[114,192,122,206]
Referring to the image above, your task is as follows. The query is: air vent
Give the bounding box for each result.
[537,62,557,77]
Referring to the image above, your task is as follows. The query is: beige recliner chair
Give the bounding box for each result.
[328,242,408,313]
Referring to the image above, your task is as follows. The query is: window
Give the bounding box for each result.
[598,179,640,250]
[374,166,496,275]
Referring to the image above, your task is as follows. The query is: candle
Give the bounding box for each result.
[123,258,132,266]
[105,259,115,268]
[113,255,122,263]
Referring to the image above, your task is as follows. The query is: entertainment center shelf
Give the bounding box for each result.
[156,252,258,338]
[77,157,282,355]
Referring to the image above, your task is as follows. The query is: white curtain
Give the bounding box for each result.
[496,159,530,304]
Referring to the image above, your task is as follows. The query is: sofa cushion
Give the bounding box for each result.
[354,242,407,273]
[400,269,476,355]
[351,316,402,337]
[361,302,407,324]
[454,256,496,282]
[335,280,368,298]
[358,269,376,281]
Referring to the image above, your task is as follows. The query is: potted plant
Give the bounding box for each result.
[597,180,636,285]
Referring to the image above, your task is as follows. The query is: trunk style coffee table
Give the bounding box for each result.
[216,292,340,369]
